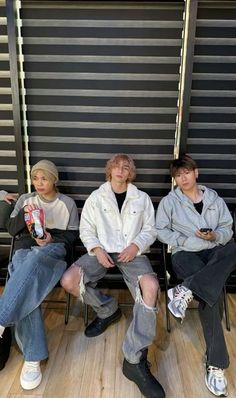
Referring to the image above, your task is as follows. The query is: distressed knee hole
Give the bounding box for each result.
[134,275,158,311]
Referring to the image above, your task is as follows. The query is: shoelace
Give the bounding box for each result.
[174,285,188,298]
[23,361,40,373]
[207,366,225,379]
[179,296,191,312]
[140,359,152,373]
[174,286,193,303]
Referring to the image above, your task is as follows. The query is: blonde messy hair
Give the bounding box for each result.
[105,153,136,182]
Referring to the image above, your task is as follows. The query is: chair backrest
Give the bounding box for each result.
[0,201,15,285]
[233,207,236,239]
[0,201,14,231]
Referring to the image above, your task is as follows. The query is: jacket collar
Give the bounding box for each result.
[99,181,139,200]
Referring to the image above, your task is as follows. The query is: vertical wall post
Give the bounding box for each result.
[6,0,25,194]
[175,0,198,157]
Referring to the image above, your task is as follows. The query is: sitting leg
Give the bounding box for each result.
[63,254,121,337]
[0,243,66,388]
[170,250,229,396]
[0,243,67,328]
[120,256,165,398]
[168,250,207,321]
[15,308,48,390]
[60,263,81,297]
[199,296,229,397]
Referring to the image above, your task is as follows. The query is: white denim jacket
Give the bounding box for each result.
[80,181,157,255]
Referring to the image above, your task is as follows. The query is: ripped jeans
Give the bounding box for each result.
[75,253,158,364]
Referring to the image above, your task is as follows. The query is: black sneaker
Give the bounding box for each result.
[85,308,122,337]
[0,327,12,371]
[122,351,165,398]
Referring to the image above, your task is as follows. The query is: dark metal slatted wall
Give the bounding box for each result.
[0,0,19,194]
[187,0,236,204]
[20,1,184,210]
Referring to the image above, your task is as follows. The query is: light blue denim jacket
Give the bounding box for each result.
[156,185,233,254]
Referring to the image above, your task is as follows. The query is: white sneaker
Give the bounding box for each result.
[205,366,228,397]
[20,361,42,390]
[168,284,193,321]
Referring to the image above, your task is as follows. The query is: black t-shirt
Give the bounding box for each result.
[114,191,127,212]
[194,200,203,214]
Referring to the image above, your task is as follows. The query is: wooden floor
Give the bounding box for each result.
[1,289,236,398]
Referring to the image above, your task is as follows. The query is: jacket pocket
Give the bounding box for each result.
[128,204,144,216]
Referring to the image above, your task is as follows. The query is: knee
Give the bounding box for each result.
[60,265,81,293]
[139,274,160,301]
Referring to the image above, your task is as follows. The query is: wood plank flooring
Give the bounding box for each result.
[1,289,236,398]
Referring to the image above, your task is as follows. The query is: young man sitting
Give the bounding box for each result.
[61,153,165,398]
[0,160,79,389]
[156,154,236,397]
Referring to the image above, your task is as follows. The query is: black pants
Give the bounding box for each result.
[171,243,236,368]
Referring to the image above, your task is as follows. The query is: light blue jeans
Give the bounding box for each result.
[76,253,158,364]
[0,243,67,361]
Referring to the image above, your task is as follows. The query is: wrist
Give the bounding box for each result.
[131,243,139,251]
[93,246,103,254]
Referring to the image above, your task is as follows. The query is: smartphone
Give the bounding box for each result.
[199,228,212,233]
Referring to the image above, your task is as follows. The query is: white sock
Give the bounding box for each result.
[0,325,5,338]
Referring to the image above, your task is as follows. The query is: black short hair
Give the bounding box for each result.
[170,154,198,178]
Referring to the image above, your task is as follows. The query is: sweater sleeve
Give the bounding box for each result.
[7,195,28,236]
[214,198,233,245]
[49,229,78,253]
[48,197,79,253]
[156,198,188,247]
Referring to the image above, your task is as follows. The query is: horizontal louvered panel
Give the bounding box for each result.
[24,72,180,80]
[187,1,236,203]
[21,1,183,204]
[23,37,182,46]
[22,20,183,28]
[24,89,178,97]
[28,136,174,145]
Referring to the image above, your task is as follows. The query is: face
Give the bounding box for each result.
[32,170,56,197]
[174,168,198,192]
[110,160,131,184]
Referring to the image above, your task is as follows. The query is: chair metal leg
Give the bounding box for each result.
[65,292,71,325]
[164,277,171,333]
[223,285,230,331]
[84,303,89,326]
[162,243,171,333]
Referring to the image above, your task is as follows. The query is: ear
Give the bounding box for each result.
[194,168,199,179]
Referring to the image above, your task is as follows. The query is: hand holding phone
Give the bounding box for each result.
[197,228,215,241]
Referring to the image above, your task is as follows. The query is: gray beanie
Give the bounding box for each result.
[31,160,59,183]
